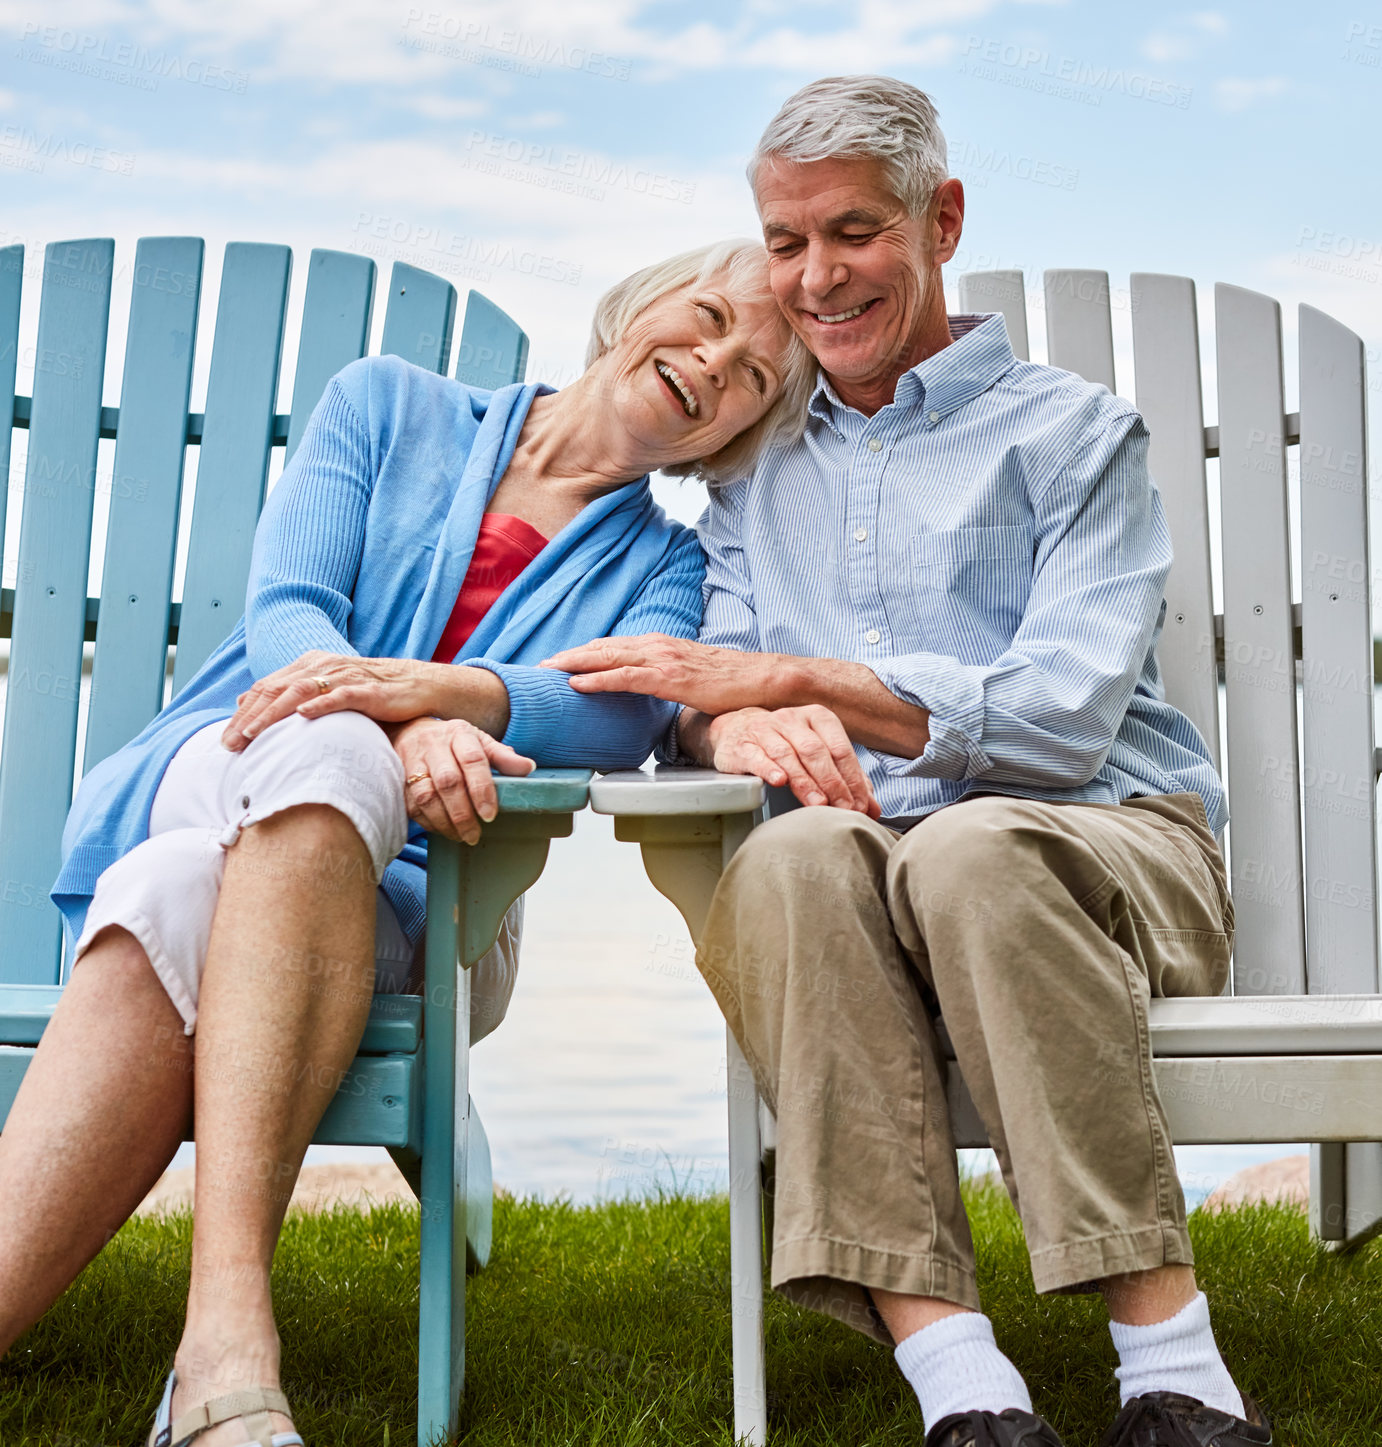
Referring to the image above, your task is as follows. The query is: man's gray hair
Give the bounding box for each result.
[748,75,948,217]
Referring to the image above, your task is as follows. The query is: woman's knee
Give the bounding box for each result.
[237,711,408,871]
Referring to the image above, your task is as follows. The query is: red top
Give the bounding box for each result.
[430,513,549,663]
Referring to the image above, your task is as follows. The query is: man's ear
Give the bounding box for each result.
[930,177,965,267]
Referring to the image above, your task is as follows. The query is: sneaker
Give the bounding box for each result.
[1099,1390,1272,1445]
[927,1408,1067,1445]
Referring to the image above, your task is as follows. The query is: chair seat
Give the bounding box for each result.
[0,983,421,1052]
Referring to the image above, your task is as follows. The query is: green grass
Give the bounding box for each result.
[1,1181,1378,1446]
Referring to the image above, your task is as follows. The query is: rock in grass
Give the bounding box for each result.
[1202,1154,1308,1211]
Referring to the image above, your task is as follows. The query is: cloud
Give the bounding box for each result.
[0,0,1011,85]
[399,94,491,121]
[1140,10,1228,62]
[1214,76,1291,112]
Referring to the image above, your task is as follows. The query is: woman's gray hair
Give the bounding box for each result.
[585,239,815,486]
[748,75,948,218]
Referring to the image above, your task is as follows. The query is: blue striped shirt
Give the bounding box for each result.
[695,311,1228,835]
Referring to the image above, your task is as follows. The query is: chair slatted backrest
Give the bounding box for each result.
[172,243,292,695]
[0,246,21,564]
[1297,306,1379,993]
[958,267,1378,1002]
[0,240,115,978]
[84,238,205,770]
[1043,268,1116,392]
[1,237,525,989]
[456,291,530,391]
[1214,283,1307,994]
[956,269,1029,360]
[380,262,458,375]
[284,250,377,462]
[1129,274,1219,771]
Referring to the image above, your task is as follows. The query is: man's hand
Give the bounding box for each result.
[540,634,783,716]
[391,717,535,845]
[704,706,880,817]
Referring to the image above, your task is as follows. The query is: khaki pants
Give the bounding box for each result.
[696,790,1234,1344]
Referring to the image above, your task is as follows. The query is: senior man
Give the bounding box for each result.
[546,76,1265,1447]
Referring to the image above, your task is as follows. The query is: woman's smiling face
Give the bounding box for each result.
[600,275,791,469]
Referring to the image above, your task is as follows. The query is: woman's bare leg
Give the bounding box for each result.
[171,803,377,1447]
[0,926,194,1354]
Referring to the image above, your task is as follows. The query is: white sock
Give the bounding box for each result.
[1108,1291,1244,1418]
[894,1311,1033,1434]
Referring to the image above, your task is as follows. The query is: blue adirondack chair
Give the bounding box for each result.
[0,237,590,1446]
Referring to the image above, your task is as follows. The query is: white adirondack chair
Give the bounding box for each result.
[590,270,1382,1445]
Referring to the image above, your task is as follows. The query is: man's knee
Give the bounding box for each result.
[889,796,1044,928]
[729,806,891,892]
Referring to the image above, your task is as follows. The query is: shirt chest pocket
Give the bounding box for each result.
[913,524,1035,627]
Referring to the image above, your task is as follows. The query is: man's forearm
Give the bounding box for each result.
[755,655,932,757]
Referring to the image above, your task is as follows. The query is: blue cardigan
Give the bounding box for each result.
[54,356,706,947]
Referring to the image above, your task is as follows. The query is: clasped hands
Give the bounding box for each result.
[220,651,534,845]
[540,634,880,818]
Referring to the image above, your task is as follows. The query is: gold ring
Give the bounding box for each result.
[312,676,331,694]
[405,773,431,786]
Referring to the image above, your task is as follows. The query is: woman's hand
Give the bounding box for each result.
[221,651,451,751]
[706,706,880,817]
[392,717,536,845]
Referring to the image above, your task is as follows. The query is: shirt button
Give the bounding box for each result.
[866,438,882,452]
[928,410,940,424]
[865,628,881,645]
[854,528,868,542]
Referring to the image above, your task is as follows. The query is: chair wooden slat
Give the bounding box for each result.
[956,269,1029,360]
[1043,268,1115,391]
[0,239,114,982]
[1298,303,1379,994]
[0,245,22,567]
[84,238,204,769]
[172,243,291,696]
[284,249,376,461]
[380,262,457,375]
[455,291,529,389]
[1130,274,1220,772]
[1214,283,1306,995]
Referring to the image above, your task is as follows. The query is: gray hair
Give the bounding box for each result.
[748,74,948,218]
[585,238,815,486]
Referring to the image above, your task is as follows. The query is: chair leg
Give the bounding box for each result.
[1314,1141,1382,1252]
[416,835,470,1447]
[727,1025,768,1445]
[466,1101,494,1273]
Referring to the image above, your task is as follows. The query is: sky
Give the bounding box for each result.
[1,0,1380,544]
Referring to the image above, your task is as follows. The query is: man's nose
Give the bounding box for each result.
[800,243,844,302]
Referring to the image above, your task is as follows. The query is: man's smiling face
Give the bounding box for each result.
[755,154,962,413]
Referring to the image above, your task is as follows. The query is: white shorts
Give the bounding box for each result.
[72,711,521,1045]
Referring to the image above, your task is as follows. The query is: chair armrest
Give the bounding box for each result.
[590,766,765,816]
[492,767,592,813]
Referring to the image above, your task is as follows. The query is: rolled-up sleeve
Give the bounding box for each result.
[870,412,1171,786]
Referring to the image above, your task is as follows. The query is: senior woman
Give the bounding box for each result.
[0,239,811,1447]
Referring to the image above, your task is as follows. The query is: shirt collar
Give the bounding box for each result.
[806,312,1016,431]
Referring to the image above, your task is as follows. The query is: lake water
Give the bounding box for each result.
[0,657,1307,1209]
[184,804,1300,1208]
